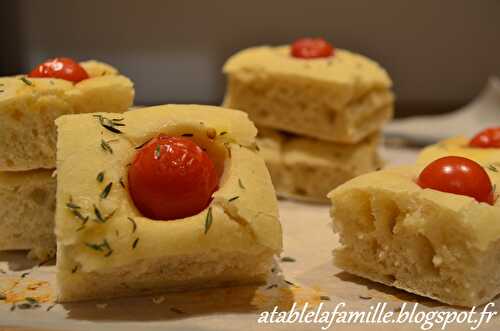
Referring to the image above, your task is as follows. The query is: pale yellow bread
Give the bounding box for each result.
[55,104,282,302]
[80,60,119,77]
[258,127,382,202]
[223,46,394,143]
[0,169,56,260]
[0,61,134,171]
[328,164,500,307]
[418,136,500,167]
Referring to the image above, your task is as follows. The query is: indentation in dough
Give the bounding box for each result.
[370,193,400,237]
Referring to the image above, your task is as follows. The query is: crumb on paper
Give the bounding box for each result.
[1,277,53,304]
[253,281,327,310]
[152,296,165,304]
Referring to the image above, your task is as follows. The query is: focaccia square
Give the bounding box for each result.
[55,104,282,302]
[0,61,134,171]
[223,46,393,143]
[418,136,500,166]
[258,127,382,202]
[328,163,500,307]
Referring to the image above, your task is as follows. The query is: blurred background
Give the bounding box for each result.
[1,0,499,117]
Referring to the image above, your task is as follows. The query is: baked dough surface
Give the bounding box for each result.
[0,169,56,260]
[328,162,500,307]
[55,104,282,301]
[0,61,134,171]
[258,127,381,202]
[223,46,393,143]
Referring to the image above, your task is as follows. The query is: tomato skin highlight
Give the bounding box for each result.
[128,135,219,220]
[290,38,334,59]
[28,57,89,83]
[469,127,500,148]
[417,156,494,204]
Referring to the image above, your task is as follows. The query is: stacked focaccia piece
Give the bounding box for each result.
[0,59,134,260]
[329,129,500,307]
[223,38,394,201]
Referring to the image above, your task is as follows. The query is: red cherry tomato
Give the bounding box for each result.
[291,38,334,59]
[469,127,500,148]
[128,135,218,220]
[417,156,494,204]
[28,57,89,83]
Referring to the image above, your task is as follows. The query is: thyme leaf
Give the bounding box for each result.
[132,238,139,249]
[96,171,105,183]
[100,182,113,199]
[204,207,213,234]
[93,205,116,223]
[281,256,296,263]
[67,197,89,227]
[72,209,88,222]
[20,76,33,86]
[228,196,239,202]
[102,123,122,134]
[238,178,245,189]
[76,217,88,231]
[93,204,104,222]
[85,239,113,257]
[100,139,114,154]
[119,177,126,188]
[487,164,498,172]
[93,115,124,134]
[128,217,137,233]
[66,202,81,210]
